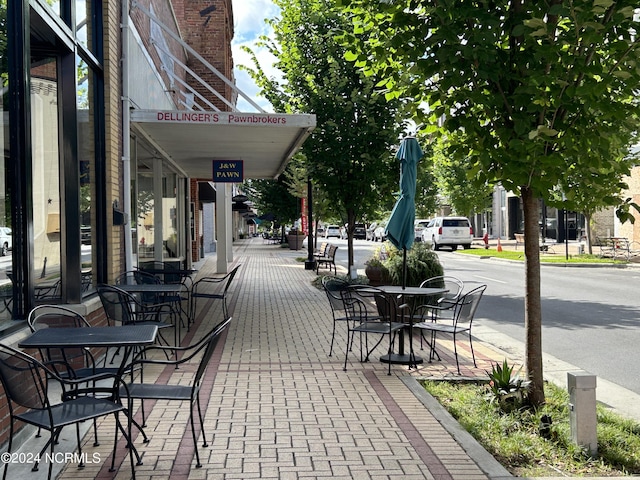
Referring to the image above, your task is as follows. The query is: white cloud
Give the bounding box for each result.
[231,0,282,112]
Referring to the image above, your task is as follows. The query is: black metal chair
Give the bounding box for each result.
[190,264,240,320]
[414,276,465,353]
[0,344,135,480]
[413,284,487,374]
[340,286,405,375]
[120,317,231,468]
[321,276,350,356]
[27,305,121,379]
[97,284,176,356]
[138,262,195,327]
[418,275,465,321]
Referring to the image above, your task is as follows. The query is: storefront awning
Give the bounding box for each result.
[198,181,216,203]
[131,110,316,180]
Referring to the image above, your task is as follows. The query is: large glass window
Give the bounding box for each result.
[0,0,13,321]
[31,56,62,301]
[78,55,94,294]
[1,0,104,322]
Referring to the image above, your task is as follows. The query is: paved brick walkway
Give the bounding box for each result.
[51,237,513,479]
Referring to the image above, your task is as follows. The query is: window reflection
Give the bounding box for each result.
[0,0,12,320]
[31,57,62,301]
[77,55,94,295]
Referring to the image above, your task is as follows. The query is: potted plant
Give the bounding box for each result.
[364,257,390,286]
[286,228,306,250]
[384,242,444,287]
[364,245,391,285]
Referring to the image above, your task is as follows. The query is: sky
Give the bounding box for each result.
[231,0,280,112]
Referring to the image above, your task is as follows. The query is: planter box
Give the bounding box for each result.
[286,234,307,250]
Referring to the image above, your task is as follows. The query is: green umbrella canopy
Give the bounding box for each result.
[385,137,423,251]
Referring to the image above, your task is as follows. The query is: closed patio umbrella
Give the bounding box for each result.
[385,136,423,289]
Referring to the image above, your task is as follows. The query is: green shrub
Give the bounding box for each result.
[383,242,443,286]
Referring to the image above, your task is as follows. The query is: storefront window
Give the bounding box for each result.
[77,55,94,294]
[76,0,94,53]
[137,172,155,260]
[163,174,178,258]
[31,56,62,301]
[0,0,13,321]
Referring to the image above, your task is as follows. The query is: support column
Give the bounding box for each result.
[153,158,164,262]
[215,182,230,273]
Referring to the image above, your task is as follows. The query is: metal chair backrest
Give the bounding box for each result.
[0,344,50,412]
[192,318,230,393]
[341,285,392,323]
[27,305,92,373]
[97,284,137,326]
[321,276,349,313]
[452,285,487,328]
[28,305,90,331]
[420,275,464,304]
[222,264,241,294]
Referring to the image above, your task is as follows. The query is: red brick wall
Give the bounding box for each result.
[131,0,190,106]
[174,0,235,112]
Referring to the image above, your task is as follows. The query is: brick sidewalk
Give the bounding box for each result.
[53,237,514,479]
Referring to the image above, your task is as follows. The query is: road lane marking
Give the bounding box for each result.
[474,275,507,284]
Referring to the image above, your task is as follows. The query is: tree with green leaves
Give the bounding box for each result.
[414,139,440,219]
[245,175,300,239]
[240,0,403,271]
[548,156,633,254]
[432,135,494,218]
[339,0,640,405]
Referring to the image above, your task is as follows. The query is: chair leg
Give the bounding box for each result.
[343,331,351,371]
[328,320,337,356]
[3,422,14,480]
[469,333,476,368]
[452,332,460,375]
[189,406,202,468]
[76,423,85,467]
[196,398,208,448]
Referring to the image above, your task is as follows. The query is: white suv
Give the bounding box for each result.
[422,217,473,251]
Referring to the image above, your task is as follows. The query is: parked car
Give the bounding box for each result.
[366,223,377,241]
[0,227,11,256]
[373,224,387,242]
[422,216,473,250]
[353,223,367,240]
[414,219,431,241]
[324,225,341,238]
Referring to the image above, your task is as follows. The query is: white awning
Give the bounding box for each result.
[131,110,316,180]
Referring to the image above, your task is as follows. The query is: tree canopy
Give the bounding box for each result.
[339,0,640,405]
[240,0,404,269]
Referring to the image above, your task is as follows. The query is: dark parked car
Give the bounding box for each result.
[353,223,366,240]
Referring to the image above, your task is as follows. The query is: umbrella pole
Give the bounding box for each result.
[402,247,407,289]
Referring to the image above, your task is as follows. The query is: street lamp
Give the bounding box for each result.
[304,177,316,270]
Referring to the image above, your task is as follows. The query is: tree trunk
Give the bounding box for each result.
[522,186,545,406]
[347,209,355,276]
[584,212,593,255]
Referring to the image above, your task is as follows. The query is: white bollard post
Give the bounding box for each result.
[567,372,598,455]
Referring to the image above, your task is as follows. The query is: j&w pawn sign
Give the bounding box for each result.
[213,160,244,182]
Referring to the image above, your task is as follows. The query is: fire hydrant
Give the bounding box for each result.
[482,232,489,249]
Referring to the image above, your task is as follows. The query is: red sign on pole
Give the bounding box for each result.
[301,198,308,235]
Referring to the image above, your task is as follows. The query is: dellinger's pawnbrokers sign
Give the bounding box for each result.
[213,160,243,182]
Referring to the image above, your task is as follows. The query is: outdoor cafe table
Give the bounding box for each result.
[19,324,158,467]
[19,324,159,373]
[376,285,447,366]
